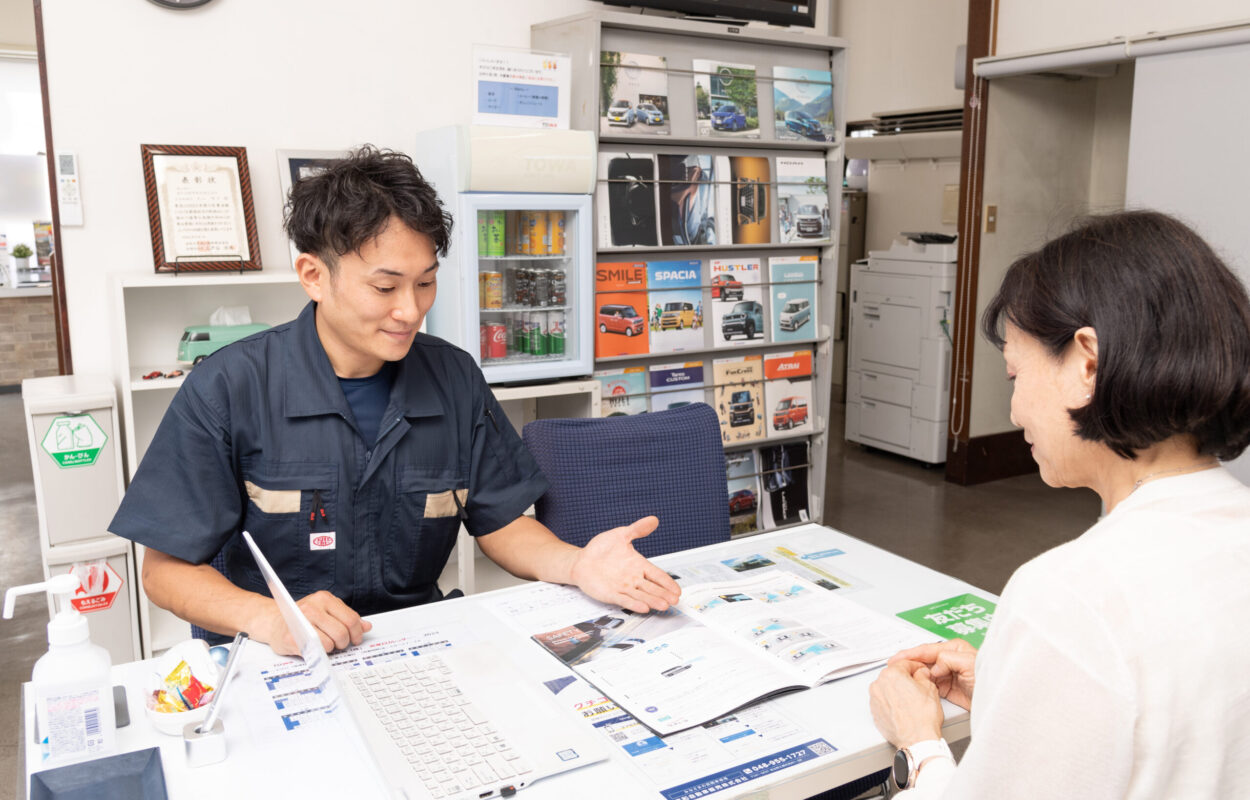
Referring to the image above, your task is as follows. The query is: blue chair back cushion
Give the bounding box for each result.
[522,403,730,559]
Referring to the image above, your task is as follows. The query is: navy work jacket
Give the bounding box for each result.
[110,301,548,616]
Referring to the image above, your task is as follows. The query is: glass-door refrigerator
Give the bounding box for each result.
[425,192,593,384]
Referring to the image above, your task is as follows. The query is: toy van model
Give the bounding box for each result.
[711,273,743,301]
[779,298,811,331]
[729,389,754,426]
[659,301,695,330]
[598,304,645,337]
[772,397,808,429]
[177,323,270,365]
[721,300,764,340]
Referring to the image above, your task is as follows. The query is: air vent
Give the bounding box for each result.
[849,107,963,137]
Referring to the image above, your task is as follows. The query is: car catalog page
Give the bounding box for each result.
[491,542,934,736]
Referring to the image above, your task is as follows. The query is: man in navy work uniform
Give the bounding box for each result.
[110,146,681,655]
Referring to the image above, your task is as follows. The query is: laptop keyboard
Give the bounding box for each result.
[347,654,534,799]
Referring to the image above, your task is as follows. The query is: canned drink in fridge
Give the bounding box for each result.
[510,266,527,306]
[505,210,519,255]
[479,324,488,361]
[517,211,531,255]
[486,210,506,257]
[548,268,567,306]
[477,211,489,256]
[533,269,552,307]
[547,210,565,255]
[486,323,507,359]
[548,310,566,355]
[527,311,548,356]
[477,271,486,308]
[528,212,548,257]
[481,271,503,308]
[512,313,526,354]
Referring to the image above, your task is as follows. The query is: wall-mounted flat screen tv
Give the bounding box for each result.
[600,0,817,28]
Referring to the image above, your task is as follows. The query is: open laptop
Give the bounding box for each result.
[242,531,604,800]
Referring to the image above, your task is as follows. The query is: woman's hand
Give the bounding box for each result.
[869,659,945,748]
[888,638,978,710]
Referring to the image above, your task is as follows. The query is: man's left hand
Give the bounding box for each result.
[869,658,945,748]
[569,516,682,613]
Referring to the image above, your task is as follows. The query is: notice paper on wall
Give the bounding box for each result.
[472,46,570,129]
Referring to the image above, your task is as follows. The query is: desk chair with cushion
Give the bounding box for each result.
[521,403,729,558]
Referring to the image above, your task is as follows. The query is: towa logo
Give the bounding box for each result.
[312,535,334,547]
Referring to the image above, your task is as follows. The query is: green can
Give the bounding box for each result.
[486,210,506,257]
[476,211,489,256]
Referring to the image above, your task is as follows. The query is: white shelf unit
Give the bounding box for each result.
[533,12,847,533]
[112,269,310,656]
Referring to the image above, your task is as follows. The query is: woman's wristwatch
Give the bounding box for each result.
[892,738,955,790]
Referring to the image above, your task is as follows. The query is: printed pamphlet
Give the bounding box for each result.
[649,361,707,412]
[769,256,818,342]
[595,261,650,358]
[710,258,765,347]
[600,51,671,137]
[694,59,761,140]
[725,450,760,536]
[776,157,829,244]
[595,366,648,417]
[759,443,811,529]
[713,354,764,444]
[658,154,716,246]
[598,153,659,247]
[763,350,814,439]
[714,156,771,245]
[647,260,705,353]
[773,67,835,142]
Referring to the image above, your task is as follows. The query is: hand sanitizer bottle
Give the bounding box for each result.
[4,574,116,765]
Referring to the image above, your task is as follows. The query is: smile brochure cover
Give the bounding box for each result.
[776,157,829,245]
[764,350,814,439]
[594,261,650,358]
[599,51,671,136]
[647,260,705,354]
[769,255,819,342]
[649,360,706,412]
[711,258,765,347]
[594,365,648,417]
[714,354,764,444]
[773,67,835,142]
[693,59,760,139]
[725,450,761,536]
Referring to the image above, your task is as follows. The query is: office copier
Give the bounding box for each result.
[845,237,956,464]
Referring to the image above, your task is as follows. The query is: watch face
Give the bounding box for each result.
[892,748,912,790]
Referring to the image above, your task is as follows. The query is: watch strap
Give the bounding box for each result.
[897,738,954,790]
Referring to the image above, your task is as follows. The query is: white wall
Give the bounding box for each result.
[1125,43,1250,483]
[864,159,960,253]
[40,0,599,374]
[997,0,1250,55]
[835,0,967,122]
[0,0,36,50]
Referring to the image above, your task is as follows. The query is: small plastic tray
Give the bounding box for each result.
[30,747,167,800]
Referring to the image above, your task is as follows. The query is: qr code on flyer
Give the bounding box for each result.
[809,741,836,757]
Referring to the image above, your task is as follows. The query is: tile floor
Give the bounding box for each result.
[0,392,1102,799]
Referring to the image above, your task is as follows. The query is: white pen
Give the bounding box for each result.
[199,631,248,734]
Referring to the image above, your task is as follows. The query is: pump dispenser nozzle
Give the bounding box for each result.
[3,573,80,619]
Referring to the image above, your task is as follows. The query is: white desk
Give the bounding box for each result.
[21,524,993,799]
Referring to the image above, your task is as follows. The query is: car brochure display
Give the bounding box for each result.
[649,361,706,412]
[518,560,933,736]
[776,157,830,244]
[600,51,671,136]
[760,443,811,528]
[713,354,763,444]
[598,153,659,247]
[710,258,765,347]
[647,260,704,353]
[694,59,760,140]
[714,156,772,245]
[595,261,650,358]
[658,154,716,246]
[773,67,835,142]
[769,256,818,342]
[594,366,648,417]
[764,350,814,439]
[726,450,760,536]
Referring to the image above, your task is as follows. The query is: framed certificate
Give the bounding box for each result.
[276,148,349,269]
[140,144,262,273]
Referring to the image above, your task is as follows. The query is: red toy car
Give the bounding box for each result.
[141,370,162,380]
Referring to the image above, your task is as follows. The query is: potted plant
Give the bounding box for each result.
[11,243,33,272]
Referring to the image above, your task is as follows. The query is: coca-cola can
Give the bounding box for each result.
[479,324,488,361]
[486,323,507,359]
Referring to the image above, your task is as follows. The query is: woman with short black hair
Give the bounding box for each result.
[869,210,1250,798]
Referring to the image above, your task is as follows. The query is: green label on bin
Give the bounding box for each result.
[40,413,108,468]
[896,593,996,649]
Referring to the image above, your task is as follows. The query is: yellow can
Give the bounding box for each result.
[547,210,565,255]
[517,210,532,255]
[529,211,548,256]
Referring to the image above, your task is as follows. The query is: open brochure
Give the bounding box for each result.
[527,569,933,736]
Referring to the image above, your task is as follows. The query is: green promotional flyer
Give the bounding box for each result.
[897,593,996,649]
